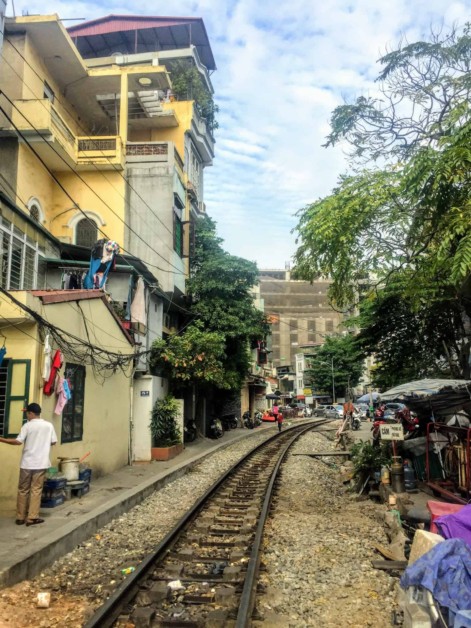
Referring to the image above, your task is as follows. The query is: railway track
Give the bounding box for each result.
[85,419,331,628]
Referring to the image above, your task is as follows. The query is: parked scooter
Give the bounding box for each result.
[221,414,238,431]
[207,416,224,439]
[184,418,197,443]
[242,411,254,429]
[303,407,313,417]
[253,411,263,427]
[372,408,419,445]
[351,413,361,431]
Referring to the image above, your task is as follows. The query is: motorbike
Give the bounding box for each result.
[207,416,224,439]
[351,413,361,430]
[372,408,419,446]
[221,414,238,431]
[184,418,197,443]
[303,407,313,417]
[253,411,263,427]
[242,410,254,429]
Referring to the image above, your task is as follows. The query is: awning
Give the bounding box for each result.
[296,395,305,400]
[266,393,281,400]
[381,378,471,415]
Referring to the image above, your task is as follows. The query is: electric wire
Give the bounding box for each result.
[0,94,186,278]
[0,178,198,342]
[1,38,183,252]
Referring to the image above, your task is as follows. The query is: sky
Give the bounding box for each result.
[8,0,471,269]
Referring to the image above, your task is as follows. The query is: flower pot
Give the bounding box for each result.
[151,443,184,461]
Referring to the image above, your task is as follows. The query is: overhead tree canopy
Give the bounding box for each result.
[294,24,471,383]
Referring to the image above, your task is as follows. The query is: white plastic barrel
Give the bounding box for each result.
[59,458,80,481]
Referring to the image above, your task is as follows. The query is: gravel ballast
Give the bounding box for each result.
[0,425,400,627]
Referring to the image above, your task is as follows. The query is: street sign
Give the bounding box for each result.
[303,388,312,395]
[380,424,404,441]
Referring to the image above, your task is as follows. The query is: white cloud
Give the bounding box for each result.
[9,0,470,268]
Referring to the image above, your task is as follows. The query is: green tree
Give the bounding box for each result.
[150,216,269,393]
[304,335,363,399]
[149,322,229,388]
[187,216,269,391]
[168,60,219,134]
[294,25,471,381]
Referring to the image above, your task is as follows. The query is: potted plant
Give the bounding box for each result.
[149,395,183,461]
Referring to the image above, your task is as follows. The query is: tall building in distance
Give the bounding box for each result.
[260,268,344,370]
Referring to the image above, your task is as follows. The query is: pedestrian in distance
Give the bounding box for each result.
[277,412,283,433]
[0,403,57,526]
[272,404,279,421]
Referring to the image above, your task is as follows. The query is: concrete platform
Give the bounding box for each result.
[0,423,278,588]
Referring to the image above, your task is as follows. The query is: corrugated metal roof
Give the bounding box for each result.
[67,15,216,70]
[68,15,198,36]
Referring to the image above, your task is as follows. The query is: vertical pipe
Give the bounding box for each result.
[331,357,335,404]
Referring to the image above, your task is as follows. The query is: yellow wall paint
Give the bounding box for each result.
[152,101,193,158]
[0,292,132,514]
[50,171,126,245]
[16,143,55,223]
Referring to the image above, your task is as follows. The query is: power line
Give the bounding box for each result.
[0,94,186,278]
[2,39,181,249]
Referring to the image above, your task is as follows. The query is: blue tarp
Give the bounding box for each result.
[401,539,471,614]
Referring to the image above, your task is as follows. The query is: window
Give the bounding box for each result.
[75,218,97,248]
[0,220,40,290]
[173,211,183,257]
[0,359,31,438]
[61,364,85,443]
[29,205,40,222]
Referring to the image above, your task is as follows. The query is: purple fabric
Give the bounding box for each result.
[435,504,471,545]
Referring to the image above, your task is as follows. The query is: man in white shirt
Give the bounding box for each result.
[0,403,57,526]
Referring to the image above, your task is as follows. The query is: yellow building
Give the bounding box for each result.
[0,197,134,514]
[0,13,216,295]
[0,13,217,463]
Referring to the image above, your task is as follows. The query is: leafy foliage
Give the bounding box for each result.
[150,322,228,388]
[350,441,391,476]
[168,60,219,134]
[149,395,182,447]
[294,24,471,382]
[303,335,363,398]
[150,216,269,392]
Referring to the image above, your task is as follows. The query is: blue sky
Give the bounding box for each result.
[9,0,471,268]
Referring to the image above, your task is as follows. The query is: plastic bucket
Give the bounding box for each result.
[59,458,80,481]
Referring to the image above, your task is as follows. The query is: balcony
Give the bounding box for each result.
[125,142,183,172]
[11,99,124,171]
[11,99,76,171]
[76,136,124,170]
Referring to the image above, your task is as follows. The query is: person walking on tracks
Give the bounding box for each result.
[272,404,279,421]
[277,411,284,433]
[0,403,57,526]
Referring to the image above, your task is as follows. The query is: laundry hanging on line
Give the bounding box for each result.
[84,239,120,290]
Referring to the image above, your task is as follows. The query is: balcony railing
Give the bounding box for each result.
[76,136,123,168]
[12,99,123,170]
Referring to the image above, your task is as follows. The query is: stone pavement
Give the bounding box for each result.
[0,422,278,588]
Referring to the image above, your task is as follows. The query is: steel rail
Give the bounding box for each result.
[235,422,315,626]
[85,419,329,627]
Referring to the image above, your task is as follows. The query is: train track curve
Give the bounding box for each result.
[85,419,331,627]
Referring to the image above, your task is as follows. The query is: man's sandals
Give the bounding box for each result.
[25,518,44,526]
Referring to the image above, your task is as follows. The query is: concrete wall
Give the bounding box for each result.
[0,292,133,515]
[260,276,344,369]
[125,157,185,293]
